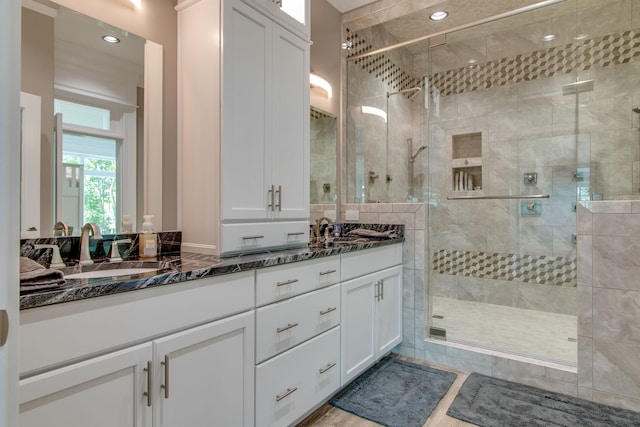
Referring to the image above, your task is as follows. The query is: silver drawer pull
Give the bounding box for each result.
[319,269,337,276]
[320,307,337,316]
[288,232,305,236]
[276,279,299,287]
[275,386,297,402]
[143,360,152,407]
[161,355,170,399]
[319,362,337,374]
[277,322,299,333]
[242,235,264,240]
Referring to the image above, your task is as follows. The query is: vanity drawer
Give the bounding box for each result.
[220,221,309,255]
[341,244,403,281]
[255,326,340,427]
[256,284,340,363]
[256,256,340,306]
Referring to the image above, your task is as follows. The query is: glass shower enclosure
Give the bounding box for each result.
[346,0,640,365]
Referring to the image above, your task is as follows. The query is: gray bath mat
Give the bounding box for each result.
[330,356,457,427]
[448,372,640,426]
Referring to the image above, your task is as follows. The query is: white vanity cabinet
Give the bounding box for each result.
[152,311,254,427]
[240,0,309,39]
[19,272,255,427]
[221,0,309,224]
[178,0,310,256]
[254,256,341,427]
[19,343,153,427]
[341,245,403,385]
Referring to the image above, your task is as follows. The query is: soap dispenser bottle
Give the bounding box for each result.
[122,214,133,233]
[139,214,158,258]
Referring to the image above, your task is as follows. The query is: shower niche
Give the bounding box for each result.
[452,132,482,192]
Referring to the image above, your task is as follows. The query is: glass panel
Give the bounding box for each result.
[310,107,337,204]
[345,39,426,203]
[279,0,305,25]
[54,99,111,130]
[426,1,581,364]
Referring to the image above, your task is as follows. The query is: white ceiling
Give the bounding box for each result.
[326,0,376,13]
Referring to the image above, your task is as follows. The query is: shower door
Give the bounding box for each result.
[426,1,586,364]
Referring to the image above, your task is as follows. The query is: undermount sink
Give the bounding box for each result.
[61,260,174,280]
[64,268,160,279]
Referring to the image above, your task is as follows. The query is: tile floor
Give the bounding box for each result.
[431,297,577,363]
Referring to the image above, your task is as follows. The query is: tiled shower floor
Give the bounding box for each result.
[431,297,577,364]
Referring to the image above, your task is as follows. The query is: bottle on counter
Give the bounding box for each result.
[122,214,133,233]
[139,214,158,258]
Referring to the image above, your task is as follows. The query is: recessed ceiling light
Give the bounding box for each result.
[430,11,449,21]
[102,35,120,43]
[541,34,556,42]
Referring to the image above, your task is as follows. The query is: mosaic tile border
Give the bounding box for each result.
[431,29,640,97]
[347,26,640,98]
[346,28,423,95]
[310,108,335,120]
[432,249,577,287]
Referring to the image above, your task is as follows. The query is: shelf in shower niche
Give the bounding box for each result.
[451,157,482,168]
[452,132,482,192]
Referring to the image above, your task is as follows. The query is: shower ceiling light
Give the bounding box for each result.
[310,73,332,98]
[102,35,120,43]
[129,0,141,8]
[361,106,387,122]
[429,11,448,21]
[542,34,556,42]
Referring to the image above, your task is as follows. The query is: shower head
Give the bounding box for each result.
[633,107,640,114]
[410,145,428,161]
[387,87,422,99]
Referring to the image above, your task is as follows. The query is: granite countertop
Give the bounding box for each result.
[20,233,404,310]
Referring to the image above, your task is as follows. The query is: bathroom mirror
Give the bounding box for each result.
[310,106,337,204]
[21,1,162,238]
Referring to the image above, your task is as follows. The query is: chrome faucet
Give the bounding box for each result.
[313,217,333,242]
[79,223,103,265]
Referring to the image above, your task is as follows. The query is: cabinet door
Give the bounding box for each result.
[19,343,152,427]
[376,266,403,356]
[240,0,309,38]
[271,24,309,220]
[153,311,254,427]
[222,1,272,221]
[341,274,376,385]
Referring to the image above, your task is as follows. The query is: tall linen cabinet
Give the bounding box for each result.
[177,0,310,256]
